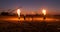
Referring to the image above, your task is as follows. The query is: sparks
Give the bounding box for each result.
[17,9,21,17]
[42,9,46,15]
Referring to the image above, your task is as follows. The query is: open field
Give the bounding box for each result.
[0,16,60,32]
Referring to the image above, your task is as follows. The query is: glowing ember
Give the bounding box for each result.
[42,9,46,15]
[17,9,21,17]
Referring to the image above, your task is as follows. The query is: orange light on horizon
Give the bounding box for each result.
[42,9,46,15]
[17,9,21,17]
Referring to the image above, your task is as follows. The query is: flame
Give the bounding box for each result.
[42,9,46,15]
[17,9,21,17]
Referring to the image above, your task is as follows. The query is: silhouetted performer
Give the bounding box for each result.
[18,17,20,19]
[18,17,20,23]
[43,15,46,20]
[24,15,26,21]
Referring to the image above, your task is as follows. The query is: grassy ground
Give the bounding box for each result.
[0,20,60,32]
[0,16,60,32]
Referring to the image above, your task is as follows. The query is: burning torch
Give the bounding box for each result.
[17,9,21,21]
[42,9,46,20]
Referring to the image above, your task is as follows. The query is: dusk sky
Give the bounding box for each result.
[0,0,60,15]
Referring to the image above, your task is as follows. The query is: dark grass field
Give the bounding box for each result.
[0,16,60,32]
[0,20,60,32]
